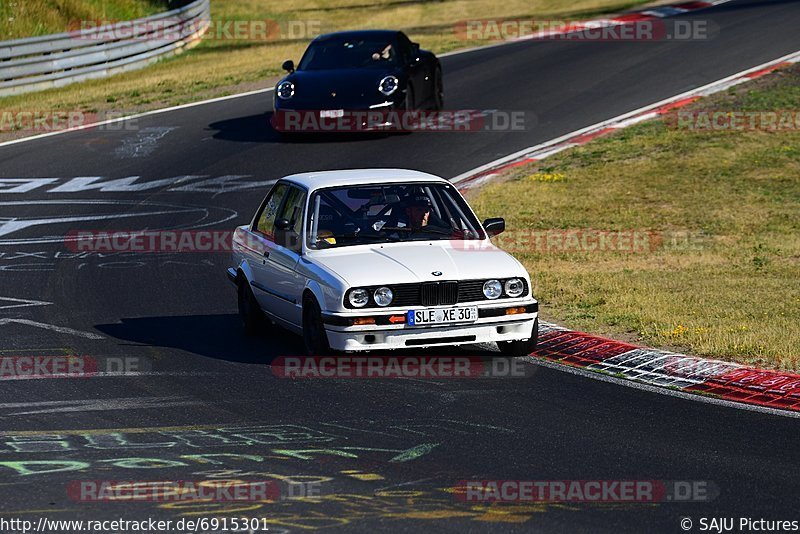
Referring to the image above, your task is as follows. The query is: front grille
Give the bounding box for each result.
[458,280,487,302]
[344,279,529,309]
[420,281,458,306]
[390,287,419,307]
[420,283,438,306]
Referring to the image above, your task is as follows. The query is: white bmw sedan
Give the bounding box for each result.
[227,169,538,356]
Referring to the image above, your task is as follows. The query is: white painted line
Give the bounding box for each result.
[452,48,800,184]
[0,371,220,381]
[0,318,104,339]
[0,296,52,311]
[0,87,274,149]
[0,396,203,416]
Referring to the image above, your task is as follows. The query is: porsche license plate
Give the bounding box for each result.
[407,306,478,326]
[320,109,344,118]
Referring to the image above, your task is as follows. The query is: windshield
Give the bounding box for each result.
[298,37,400,70]
[306,182,485,249]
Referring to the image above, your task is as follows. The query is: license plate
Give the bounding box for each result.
[407,306,478,326]
[320,109,344,118]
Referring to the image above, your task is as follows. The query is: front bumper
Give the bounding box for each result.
[271,105,409,133]
[322,303,538,352]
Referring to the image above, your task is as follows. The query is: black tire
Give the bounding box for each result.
[432,67,444,110]
[498,318,539,357]
[303,295,332,356]
[238,277,266,335]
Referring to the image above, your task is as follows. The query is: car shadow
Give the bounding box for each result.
[95,313,500,366]
[207,112,396,144]
[95,314,300,365]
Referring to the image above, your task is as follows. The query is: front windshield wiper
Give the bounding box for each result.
[378,226,455,237]
[358,231,403,242]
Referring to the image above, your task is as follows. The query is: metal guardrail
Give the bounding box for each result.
[0,0,210,97]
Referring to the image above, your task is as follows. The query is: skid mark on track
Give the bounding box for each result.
[113,126,177,159]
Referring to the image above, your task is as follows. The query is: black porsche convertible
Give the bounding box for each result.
[270,30,444,132]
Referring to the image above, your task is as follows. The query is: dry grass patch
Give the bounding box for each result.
[470,65,800,370]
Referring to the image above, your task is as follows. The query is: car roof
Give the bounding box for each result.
[311,30,402,43]
[280,169,448,191]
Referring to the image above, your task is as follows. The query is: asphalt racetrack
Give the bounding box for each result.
[0,1,799,531]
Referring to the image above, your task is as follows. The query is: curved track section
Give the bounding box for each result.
[0,1,799,531]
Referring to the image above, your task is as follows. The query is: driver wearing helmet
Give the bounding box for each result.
[382,193,448,232]
[404,194,435,230]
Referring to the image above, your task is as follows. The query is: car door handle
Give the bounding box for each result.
[262,250,270,263]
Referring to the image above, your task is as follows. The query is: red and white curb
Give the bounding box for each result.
[530,322,800,416]
[453,48,800,191]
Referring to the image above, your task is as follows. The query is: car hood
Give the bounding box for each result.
[281,69,402,107]
[307,241,527,286]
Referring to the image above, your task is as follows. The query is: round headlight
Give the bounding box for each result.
[374,286,393,307]
[378,75,399,96]
[483,279,502,300]
[504,278,525,298]
[277,81,294,100]
[348,288,369,308]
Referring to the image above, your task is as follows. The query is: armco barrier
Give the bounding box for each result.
[0,0,210,97]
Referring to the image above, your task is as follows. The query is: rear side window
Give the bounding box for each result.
[275,186,306,252]
[255,183,288,240]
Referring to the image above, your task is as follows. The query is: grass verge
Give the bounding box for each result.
[469,64,800,371]
[0,0,173,39]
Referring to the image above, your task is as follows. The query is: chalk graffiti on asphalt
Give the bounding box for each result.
[0,420,509,476]
[0,421,597,530]
[0,175,277,195]
[0,200,238,246]
[0,251,218,272]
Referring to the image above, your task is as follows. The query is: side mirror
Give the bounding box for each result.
[275,218,291,231]
[410,42,420,63]
[483,217,505,237]
[281,59,295,73]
